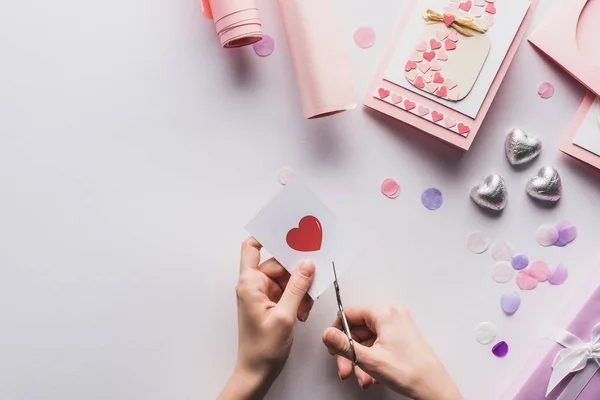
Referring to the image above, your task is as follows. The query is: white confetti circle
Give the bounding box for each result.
[277,167,295,185]
[490,240,514,261]
[466,231,489,254]
[492,261,514,283]
[475,321,498,345]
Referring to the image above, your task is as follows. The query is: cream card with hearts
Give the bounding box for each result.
[385,0,529,118]
[246,180,361,299]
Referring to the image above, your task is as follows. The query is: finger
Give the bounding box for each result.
[240,237,262,274]
[337,356,353,381]
[322,327,377,371]
[355,366,375,390]
[349,326,376,342]
[296,295,315,322]
[259,258,289,280]
[277,261,315,317]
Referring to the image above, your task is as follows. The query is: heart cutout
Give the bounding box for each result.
[435,86,448,98]
[378,88,390,99]
[404,99,416,110]
[430,39,442,50]
[417,105,430,116]
[432,111,444,122]
[459,0,472,12]
[444,117,457,128]
[425,83,439,93]
[410,52,423,62]
[470,174,508,211]
[405,60,417,72]
[415,40,427,52]
[437,30,449,40]
[391,93,403,104]
[423,51,436,62]
[406,69,418,81]
[430,60,442,71]
[457,123,470,135]
[449,29,459,42]
[445,79,458,89]
[286,216,323,252]
[445,40,457,51]
[443,15,456,26]
[437,49,448,60]
[447,90,460,101]
[433,72,444,84]
[526,166,562,202]
[505,128,542,166]
[414,75,425,89]
[424,71,434,83]
[485,2,496,14]
[419,62,431,74]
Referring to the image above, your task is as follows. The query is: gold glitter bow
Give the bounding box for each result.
[423,9,488,37]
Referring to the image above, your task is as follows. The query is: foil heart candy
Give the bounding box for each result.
[470,174,508,211]
[526,166,562,202]
[505,128,542,166]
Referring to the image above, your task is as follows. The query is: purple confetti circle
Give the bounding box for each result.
[500,291,521,315]
[253,34,275,57]
[421,188,443,210]
[511,254,529,271]
[492,341,509,358]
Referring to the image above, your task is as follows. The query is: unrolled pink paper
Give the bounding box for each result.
[277,0,356,119]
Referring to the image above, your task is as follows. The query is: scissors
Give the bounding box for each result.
[332,261,358,366]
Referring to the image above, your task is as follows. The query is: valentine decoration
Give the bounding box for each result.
[501,291,521,315]
[470,174,508,211]
[277,167,295,185]
[511,254,529,271]
[555,220,577,247]
[548,264,569,286]
[475,321,498,345]
[354,26,376,49]
[526,166,562,202]
[286,215,323,252]
[538,82,555,99]
[381,178,400,199]
[421,188,443,210]
[505,128,542,166]
[202,0,263,48]
[423,9,488,37]
[466,230,489,254]
[253,35,275,57]
[535,224,559,247]
[492,341,509,358]
[277,0,356,119]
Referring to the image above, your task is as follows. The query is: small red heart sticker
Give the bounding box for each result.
[286,216,323,252]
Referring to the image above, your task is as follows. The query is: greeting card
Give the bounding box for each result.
[561,92,600,171]
[245,181,361,299]
[364,0,537,151]
[529,0,600,97]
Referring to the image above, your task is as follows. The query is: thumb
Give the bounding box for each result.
[278,261,315,316]
[322,327,377,370]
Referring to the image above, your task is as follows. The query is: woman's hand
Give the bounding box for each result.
[218,237,316,400]
[322,305,462,400]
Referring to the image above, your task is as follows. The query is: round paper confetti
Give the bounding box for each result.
[490,240,514,261]
[548,264,569,285]
[535,224,559,247]
[354,26,376,49]
[537,82,555,99]
[253,35,275,57]
[277,167,295,185]
[511,254,529,271]
[381,178,400,199]
[501,291,521,315]
[466,231,489,254]
[492,261,514,283]
[421,188,443,210]
[555,220,577,245]
[492,341,509,358]
[516,270,538,291]
[475,322,498,345]
[528,260,550,282]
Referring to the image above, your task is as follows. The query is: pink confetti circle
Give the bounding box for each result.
[548,264,569,285]
[381,178,400,199]
[528,260,550,282]
[537,82,555,99]
[253,34,275,57]
[516,270,538,291]
[354,26,376,49]
[535,224,559,247]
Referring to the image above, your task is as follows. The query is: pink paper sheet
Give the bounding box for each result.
[364,0,538,151]
[560,92,600,171]
[529,0,600,97]
[277,0,356,119]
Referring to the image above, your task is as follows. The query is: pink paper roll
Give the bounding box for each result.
[204,0,263,48]
[277,0,356,119]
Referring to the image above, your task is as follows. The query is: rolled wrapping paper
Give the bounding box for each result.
[202,0,263,48]
[277,0,356,119]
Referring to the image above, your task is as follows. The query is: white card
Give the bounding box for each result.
[573,97,600,157]
[246,181,360,299]
[384,0,529,118]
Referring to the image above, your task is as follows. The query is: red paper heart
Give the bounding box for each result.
[286,216,323,252]
[457,123,470,134]
[405,60,417,72]
[414,76,425,89]
[485,2,496,14]
[436,86,448,97]
[432,111,444,122]
[429,39,442,50]
[404,99,416,110]
[378,88,390,99]
[445,39,457,51]
[443,14,456,26]
[433,72,444,84]
[423,51,436,62]
[459,0,472,11]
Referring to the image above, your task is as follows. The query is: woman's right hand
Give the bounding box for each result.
[322,305,462,400]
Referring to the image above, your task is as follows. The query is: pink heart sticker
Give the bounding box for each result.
[459,0,472,12]
[443,15,456,27]
[430,39,442,50]
[414,75,425,89]
[436,31,449,41]
[425,83,439,93]
[391,93,403,104]
[472,7,483,17]
[410,52,423,62]
[435,86,447,98]
[444,117,457,128]
[405,60,417,72]
[445,79,458,90]
[416,40,427,52]
[419,62,431,74]
[433,72,444,84]
[430,60,442,71]
[378,88,390,99]
[424,71,434,83]
[449,29,459,42]
[423,51,436,62]
[404,99,416,110]
[406,69,418,81]
[437,49,448,61]
[457,123,470,135]
[445,40,457,51]
[482,15,494,27]
[417,105,430,116]
[485,2,496,14]
[516,270,538,291]
[432,111,444,122]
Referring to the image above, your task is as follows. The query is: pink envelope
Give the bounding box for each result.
[529,0,600,97]
[364,1,538,151]
[561,92,600,171]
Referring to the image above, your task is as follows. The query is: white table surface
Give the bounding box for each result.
[1,0,599,399]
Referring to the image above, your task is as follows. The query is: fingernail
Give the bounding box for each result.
[358,378,364,390]
[299,261,315,278]
[338,372,343,381]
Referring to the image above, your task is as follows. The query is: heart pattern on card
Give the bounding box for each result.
[404,99,416,110]
[378,88,390,99]
[419,62,431,74]
[430,39,442,50]
[432,111,444,122]
[448,29,459,42]
[457,123,470,134]
[443,15,456,26]
[425,83,439,93]
[437,31,449,41]
[459,0,472,11]
[436,86,448,97]
[433,72,444,83]
[430,60,442,71]
[405,60,417,71]
[417,105,430,116]
[445,40,457,51]
[444,117,457,128]
[423,51,436,62]
[436,49,448,61]
[391,93,403,104]
[416,40,427,52]
[414,75,425,88]
[286,216,323,252]
[485,2,496,13]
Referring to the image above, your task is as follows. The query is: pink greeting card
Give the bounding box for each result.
[529,0,600,97]
[561,92,600,171]
[364,0,537,151]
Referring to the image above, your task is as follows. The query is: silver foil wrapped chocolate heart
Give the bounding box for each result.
[505,128,542,166]
[470,174,508,211]
[526,166,562,202]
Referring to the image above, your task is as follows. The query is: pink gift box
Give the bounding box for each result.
[506,268,600,400]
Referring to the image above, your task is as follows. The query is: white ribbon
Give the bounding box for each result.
[546,323,600,399]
